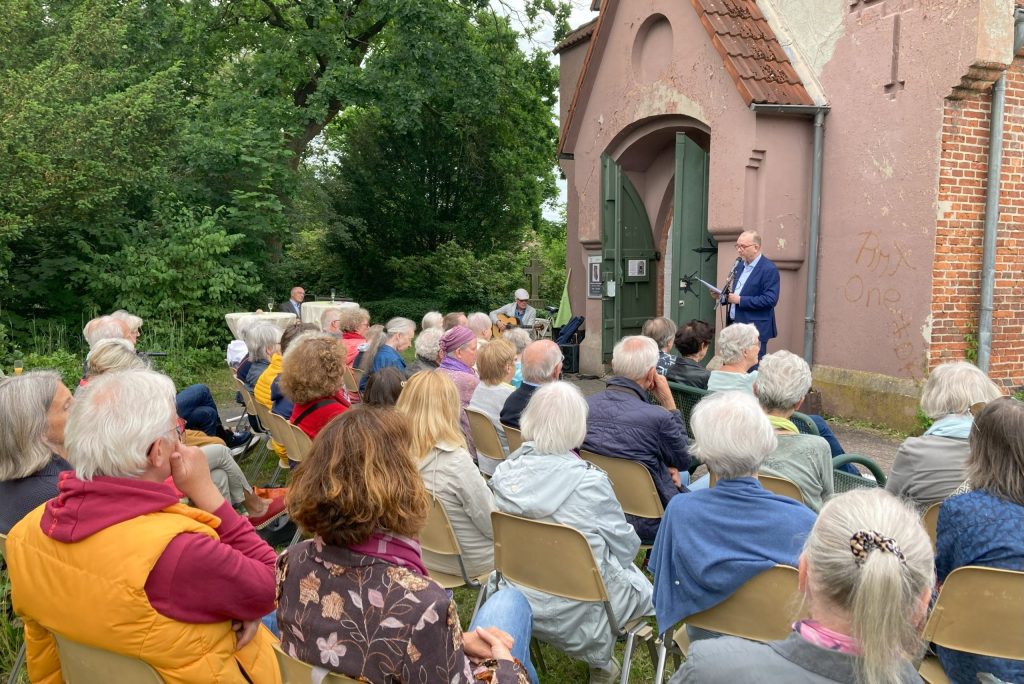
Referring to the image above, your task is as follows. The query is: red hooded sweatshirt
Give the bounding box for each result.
[40,472,277,623]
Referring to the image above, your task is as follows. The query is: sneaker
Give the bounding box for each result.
[230,433,261,458]
[227,430,254,449]
[588,659,620,684]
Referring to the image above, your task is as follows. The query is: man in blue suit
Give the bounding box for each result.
[723,230,779,359]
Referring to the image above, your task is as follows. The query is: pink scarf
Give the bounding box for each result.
[347,530,429,577]
[793,619,862,655]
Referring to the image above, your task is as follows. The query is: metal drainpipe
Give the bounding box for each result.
[748,103,829,364]
[978,9,1024,371]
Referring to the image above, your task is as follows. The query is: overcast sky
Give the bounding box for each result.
[495,0,598,220]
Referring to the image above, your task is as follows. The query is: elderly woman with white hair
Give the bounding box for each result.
[357,317,415,391]
[886,361,1002,510]
[674,489,933,684]
[649,391,816,642]
[489,381,653,684]
[4,370,280,682]
[467,312,493,347]
[420,310,443,331]
[502,327,532,388]
[706,323,761,392]
[0,372,74,535]
[755,350,835,511]
[407,326,443,374]
[241,323,282,392]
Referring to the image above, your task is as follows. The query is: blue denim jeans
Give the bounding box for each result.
[175,384,222,436]
[470,587,539,684]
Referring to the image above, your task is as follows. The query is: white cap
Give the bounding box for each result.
[515,288,530,301]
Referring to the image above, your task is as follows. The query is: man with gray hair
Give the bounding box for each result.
[499,339,562,429]
[582,335,691,543]
[320,307,342,338]
[5,369,279,679]
[82,315,130,349]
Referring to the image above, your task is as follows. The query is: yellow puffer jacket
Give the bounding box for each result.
[254,353,288,461]
[7,503,281,684]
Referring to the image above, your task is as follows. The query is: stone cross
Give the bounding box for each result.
[523,258,544,302]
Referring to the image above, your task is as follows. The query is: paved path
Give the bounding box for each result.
[567,375,902,477]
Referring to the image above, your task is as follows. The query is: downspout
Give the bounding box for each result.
[978,8,1024,371]
[748,103,829,364]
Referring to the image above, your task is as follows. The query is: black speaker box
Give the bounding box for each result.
[559,343,580,374]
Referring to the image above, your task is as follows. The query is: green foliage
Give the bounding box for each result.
[915,407,934,437]
[963,323,978,364]
[21,351,85,388]
[360,298,446,324]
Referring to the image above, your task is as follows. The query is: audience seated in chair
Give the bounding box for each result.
[886,361,1002,511]
[268,323,317,420]
[469,339,517,474]
[421,310,443,331]
[277,406,536,684]
[5,370,280,683]
[357,318,414,391]
[0,372,74,535]
[665,320,714,390]
[339,307,370,366]
[280,333,351,439]
[641,316,678,376]
[467,312,493,349]
[444,311,469,331]
[361,367,405,408]
[649,391,816,641]
[85,339,276,522]
[489,381,654,684]
[241,323,282,393]
[672,488,933,684]
[582,335,690,544]
[397,371,495,578]
[502,328,532,389]
[935,397,1024,683]
[754,351,834,512]
[407,327,443,375]
[499,340,562,429]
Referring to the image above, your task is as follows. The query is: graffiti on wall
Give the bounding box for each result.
[843,230,923,377]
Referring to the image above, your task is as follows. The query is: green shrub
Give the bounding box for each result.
[22,350,85,387]
[360,298,445,325]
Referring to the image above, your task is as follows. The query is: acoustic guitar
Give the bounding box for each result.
[491,313,519,339]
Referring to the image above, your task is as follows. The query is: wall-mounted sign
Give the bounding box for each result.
[625,258,649,282]
[587,255,602,298]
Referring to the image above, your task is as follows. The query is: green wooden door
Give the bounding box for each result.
[601,156,657,362]
[669,133,715,333]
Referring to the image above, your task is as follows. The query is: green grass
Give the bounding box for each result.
[0,562,26,684]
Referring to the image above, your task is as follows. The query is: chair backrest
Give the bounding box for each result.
[273,642,361,683]
[922,501,941,553]
[578,450,664,519]
[789,411,819,435]
[923,565,1024,660]
[53,633,163,683]
[420,493,464,558]
[491,510,609,604]
[502,424,523,453]
[233,377,264,431]
[341,365,360,394]
[757,474,806,505]
[666,381,711,437]
[466,407,506,462]
[683,565,801,642]
[263,410,297,456]
[287,423,313,463]
[831,454,887,492]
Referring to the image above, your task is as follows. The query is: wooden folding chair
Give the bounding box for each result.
[922,501,941,554]
[53,633,163,683]
[919,565,1024,683]
[578,450,663,548]
[489,511,655,684]
[1,533,27,684]
[287,423,313,463]
[501,423,523,453]
[757,473,806,505]
[231,377,273,481]
[420,493,490,612]
[274,642,360,683]
[653,565,801,683]
[341,365,360,395]
[467,407,507,467]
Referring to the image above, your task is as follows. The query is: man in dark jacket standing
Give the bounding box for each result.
[583,336,690,543]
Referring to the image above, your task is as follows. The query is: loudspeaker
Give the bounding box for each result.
[559,343,580,374]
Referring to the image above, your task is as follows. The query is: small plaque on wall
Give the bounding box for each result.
[587,255,602,298]
[625,258,649,282]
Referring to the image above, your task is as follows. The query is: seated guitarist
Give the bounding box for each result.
[489,288,537,332]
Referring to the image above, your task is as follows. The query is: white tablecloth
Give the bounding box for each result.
[225,312,296,338]
[300,301,359,328]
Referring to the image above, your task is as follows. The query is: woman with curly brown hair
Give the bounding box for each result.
[277,406,537,683]
[279,332,351,438]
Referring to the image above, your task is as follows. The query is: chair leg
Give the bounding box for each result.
[289,527,303,547]
[267,465,282,487]
[619,631,636,684]
[530,638,547,674]
[7,641,26,684]
[653,638,668,684]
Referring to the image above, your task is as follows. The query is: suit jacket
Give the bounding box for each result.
[499,382,539,429]
[729,255,779,341]
[278,300,301,316]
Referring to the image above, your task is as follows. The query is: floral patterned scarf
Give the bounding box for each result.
[347,530,429,577]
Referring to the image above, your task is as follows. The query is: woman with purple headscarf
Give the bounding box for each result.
[437,325,480,456]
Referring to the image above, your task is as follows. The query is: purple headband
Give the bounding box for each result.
[440,325,476,354]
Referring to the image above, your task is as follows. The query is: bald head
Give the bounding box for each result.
[736,230,763,264]
[521,340,562,384]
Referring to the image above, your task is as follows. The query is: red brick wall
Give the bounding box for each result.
[931,56,1024,390]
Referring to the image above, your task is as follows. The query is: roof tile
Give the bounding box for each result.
[689,0,813,106]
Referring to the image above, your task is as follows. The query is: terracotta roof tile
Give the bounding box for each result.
[690,0,813,106]
[553,18,598,55]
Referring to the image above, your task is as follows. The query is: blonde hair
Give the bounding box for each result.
[86,338,147,377]
[803,489,934,684]
[338,307,370,333]
[477,339,515,385]
[396,371,466,459]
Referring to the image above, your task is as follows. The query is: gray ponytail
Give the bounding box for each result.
[802,489,934,684]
